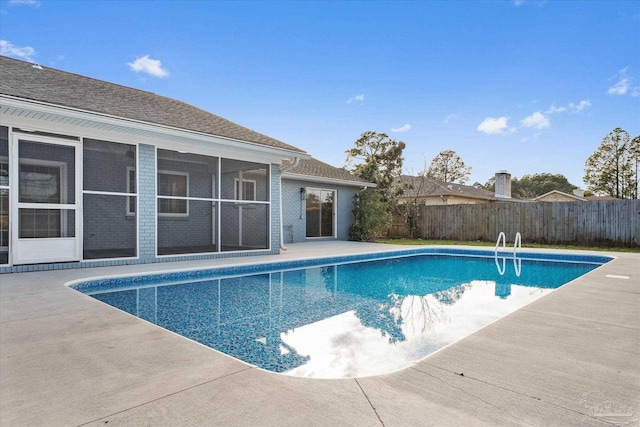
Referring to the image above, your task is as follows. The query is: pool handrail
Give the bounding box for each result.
[513,232,522,277]
[495,232,507,275]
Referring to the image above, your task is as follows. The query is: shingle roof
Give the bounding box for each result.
[285,157,372,185]
[397,175,497,200]
[585,195,618,201]
[0,56,305,153]
[534,190,586,201]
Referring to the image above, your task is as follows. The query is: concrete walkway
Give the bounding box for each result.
[1,242,638,426]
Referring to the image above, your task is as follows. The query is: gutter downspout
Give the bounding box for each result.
[279,157,301,250]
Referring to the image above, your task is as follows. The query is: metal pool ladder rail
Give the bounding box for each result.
[495,232,522,276]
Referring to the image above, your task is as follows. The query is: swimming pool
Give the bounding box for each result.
[72,249,611,378]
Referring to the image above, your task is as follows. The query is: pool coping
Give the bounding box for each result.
[1,241,638,426]
[67,247,614,292]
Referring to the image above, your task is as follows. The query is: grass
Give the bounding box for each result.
[376,238,640,253]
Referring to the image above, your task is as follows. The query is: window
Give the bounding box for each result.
[20,163,64,204]
[234,179,256,201]
[158,171,188,216]
[0,161,7,187]
[306,188,335,238]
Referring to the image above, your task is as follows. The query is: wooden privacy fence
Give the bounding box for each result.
[389,200,640,247]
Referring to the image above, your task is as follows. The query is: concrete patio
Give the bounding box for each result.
[1,242,638,426]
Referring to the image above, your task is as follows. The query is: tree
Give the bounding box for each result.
[396,173,440,239]
[514,173,578,199]
[345,131,406,200]
[476,173,578,199]
[424,150,471,184]
[345,131,406,239]
[631,135,640,199]
[584,128,638,199]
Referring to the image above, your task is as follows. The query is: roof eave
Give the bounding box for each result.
[0,94,309,161]
[282,172,376,188]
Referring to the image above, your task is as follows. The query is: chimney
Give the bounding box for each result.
[573,189,585,198]
[495,170,512,199]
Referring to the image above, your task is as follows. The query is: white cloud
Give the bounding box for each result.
[608,78,630,95]
[521,111,550,129]
[443,113,458,124]
[391,123,412,133]
[608,67,633,95]
[347,94,365,104]
[513,0,525,5]
[127,55,169,78]
[477,117,511,135]
[545,104,567,114]
[568,100,591,112]
[9,0,40,6]
[546,100,591,114]
[0,40,36,62]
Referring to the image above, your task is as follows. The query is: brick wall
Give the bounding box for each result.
[138,143,156,261]
[271,165,281,249]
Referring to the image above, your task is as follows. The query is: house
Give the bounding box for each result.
[0,56,370,272]
[396,171,526,205]
[282,157,372,243]
[534,190,587,202]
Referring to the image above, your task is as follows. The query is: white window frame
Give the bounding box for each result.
[234,178,256,201]
[305,187,337,239]
[157,170,189,217]
[18,158,68,238]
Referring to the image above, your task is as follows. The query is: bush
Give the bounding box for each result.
[349,189,392,241]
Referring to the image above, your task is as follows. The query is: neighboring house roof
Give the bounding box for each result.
[397,175,497,201]
[585,195,618,201]
[0,55,305,154]
[283,157,374,187]
[535,190,587,202]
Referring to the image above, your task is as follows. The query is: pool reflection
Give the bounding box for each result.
[89,256,596,378]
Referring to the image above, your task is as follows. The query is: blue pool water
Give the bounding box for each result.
[72,250,610,378]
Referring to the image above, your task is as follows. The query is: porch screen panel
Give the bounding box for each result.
[0,127,8,265]
[157,150,217,199]
[221,159,269,202]
[158,200,216,255]
[83,139,136,193]
[82,139,137,259]
[220,202,268,251]
[156,150,218,256]
[83,194,136,259]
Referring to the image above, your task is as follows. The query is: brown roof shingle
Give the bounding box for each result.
[0,56,305,153]
[397,175,497,200]
[285,158,371,185]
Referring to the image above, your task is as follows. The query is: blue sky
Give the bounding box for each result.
[1,0,639,188]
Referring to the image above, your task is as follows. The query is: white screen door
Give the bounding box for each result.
[11,135,81,264]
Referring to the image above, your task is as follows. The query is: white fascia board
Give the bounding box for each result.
[0,95,309,164]
[282,172,376,188]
